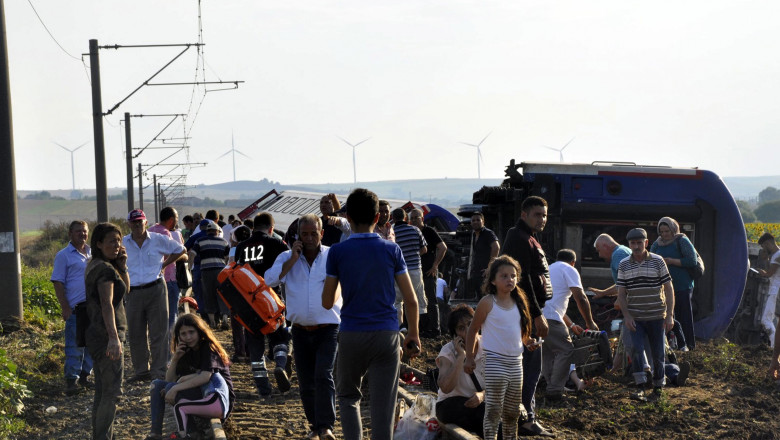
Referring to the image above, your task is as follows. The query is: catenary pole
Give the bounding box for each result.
[125,112,134,211]
[138,162,144,212]
[89,39,108,222]
[0,0,23,323]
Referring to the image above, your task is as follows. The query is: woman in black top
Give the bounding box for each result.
[84,222,129,440]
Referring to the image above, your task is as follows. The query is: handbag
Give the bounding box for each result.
[675,236,705,280]
[176,260,192,289]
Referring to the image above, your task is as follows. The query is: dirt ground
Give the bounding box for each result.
[12,325,780,440]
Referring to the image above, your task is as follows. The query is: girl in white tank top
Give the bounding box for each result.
[464,255,536,440]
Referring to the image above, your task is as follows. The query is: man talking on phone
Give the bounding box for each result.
[265,214,341,440]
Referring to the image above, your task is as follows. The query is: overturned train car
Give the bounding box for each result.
[464,161,748,340]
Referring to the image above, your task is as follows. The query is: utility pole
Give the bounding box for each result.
[0,0,23,324]
[89,39,108,222]
[137,162,144,211]
[124,112,134,211]
[153,174,158,223]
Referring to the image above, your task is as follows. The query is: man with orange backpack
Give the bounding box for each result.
[234,212,292,397]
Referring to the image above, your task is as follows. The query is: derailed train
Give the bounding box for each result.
[447,160,755,342]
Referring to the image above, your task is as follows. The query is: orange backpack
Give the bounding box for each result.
[217,262,286,335]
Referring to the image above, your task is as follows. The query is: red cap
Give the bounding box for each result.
[127,209,146,221]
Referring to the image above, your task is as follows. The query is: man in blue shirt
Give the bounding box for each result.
[322,188,420,440]
[51,220,93,395]
[590,233,632,299]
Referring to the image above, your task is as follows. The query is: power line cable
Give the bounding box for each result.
[26,0,81,61]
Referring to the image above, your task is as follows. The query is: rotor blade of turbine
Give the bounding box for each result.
[543,146,560,152]
[336,136,355,147]
[478,148,484,164]
[460,142,478,147]
[72,142,89,151]
[216,150,232,160]
[53,141,73,152]
[561,137,575,151]
[235,150,252,159]
[477,132,492,147]
[353,137,371,147]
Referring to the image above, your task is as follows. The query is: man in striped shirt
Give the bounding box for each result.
[188,221,230,329]
[616,228,675,401]
[391,208,427,325]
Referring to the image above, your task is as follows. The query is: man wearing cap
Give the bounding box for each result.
[123,209,187,382]
[185,218,215,320]
[616,228,675,402]
[188,220,230,329]
[51,220,93,395]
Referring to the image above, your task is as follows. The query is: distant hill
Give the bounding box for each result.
[16,174,778,232]
[722,176,780,200]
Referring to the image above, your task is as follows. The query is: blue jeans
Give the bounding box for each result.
[166,281,180,330]
[64,313,93,380]
[675,288,695,349]
[292,324,339,432]
[629,319,666,387]
[150,379,204,435]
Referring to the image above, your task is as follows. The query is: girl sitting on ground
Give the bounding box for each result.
[464,255,537,440]
[146,313,235,440]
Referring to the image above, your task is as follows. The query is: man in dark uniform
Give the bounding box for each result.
[501,196,555,438]
[234,212,292,397]
[466,212,499,299]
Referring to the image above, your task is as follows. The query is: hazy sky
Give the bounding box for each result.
[7,1,780,192]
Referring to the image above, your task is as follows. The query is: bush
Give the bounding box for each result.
[0,347,31,437]
[21,265,61,320]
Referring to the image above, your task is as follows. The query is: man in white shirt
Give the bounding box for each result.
[123,209,187,382]
[265,213,341,440]
[758,233,780,348]
[542,249,598,400]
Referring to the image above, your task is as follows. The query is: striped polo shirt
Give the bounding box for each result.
[393,222,427,271]
[191,235,230,271]
[616,251,671,321]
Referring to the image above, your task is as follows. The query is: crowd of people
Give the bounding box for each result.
[48,189,780,440]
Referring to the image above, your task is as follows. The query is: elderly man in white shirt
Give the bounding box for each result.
[123,209,187,382]
[265,213,341,440]
[542,248,598,400]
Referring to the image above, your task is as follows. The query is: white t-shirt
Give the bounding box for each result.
[436,340,485,402]
[543,261,583,323]
[769,250,780,292]
[436,278,447,300]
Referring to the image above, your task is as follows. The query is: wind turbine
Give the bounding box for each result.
[543,137,575,163]
[216,132,251,182]
[461,132,491,179]
[338,136,371,184]
[54,141,88,191]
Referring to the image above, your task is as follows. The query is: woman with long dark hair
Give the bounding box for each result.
[145,313,235,440]
[84,222,129,439]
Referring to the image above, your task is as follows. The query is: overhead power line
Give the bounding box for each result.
[26,0,81,61]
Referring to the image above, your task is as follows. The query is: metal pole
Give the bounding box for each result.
[89,39,108,222]
[0,0,23,323]
[125,112,134,211]
[138,162,144,212]
[153,174,158,223]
